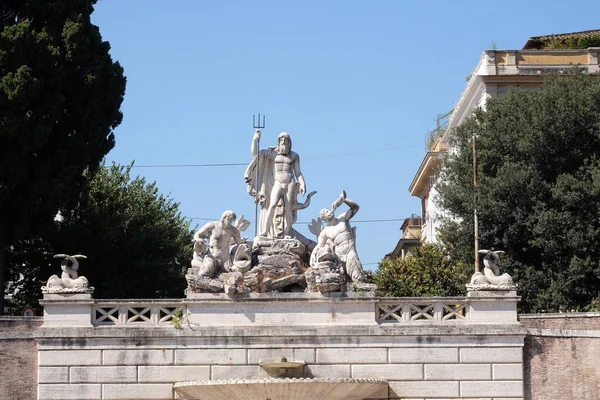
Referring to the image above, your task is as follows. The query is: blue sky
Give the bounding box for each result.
[92,0,600,269]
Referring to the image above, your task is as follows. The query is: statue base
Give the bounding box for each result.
[466,283,518,291]
[186,237,310,295]
[185,273,226,293]
[41,286,95,295]
[305,263,346,293]
[347,281,378,295]
[245,236,309,292]
[185,236,377,295]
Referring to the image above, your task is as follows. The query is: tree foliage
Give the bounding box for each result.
[546,34,600,50]
[4,236,53,315]
[0,0,126,312]
[373,244,471,297]
[438,73,600,312]
[6,164,193,313]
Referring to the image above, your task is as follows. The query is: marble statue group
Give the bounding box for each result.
[185,129,374,294]
[41,126,515,296]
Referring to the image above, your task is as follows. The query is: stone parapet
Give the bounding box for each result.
[39,291,521,329]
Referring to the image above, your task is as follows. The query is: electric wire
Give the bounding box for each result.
[118,144,424,168]
[189,217,405,223]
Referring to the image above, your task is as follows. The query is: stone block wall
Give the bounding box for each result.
[0,316,43,400]
[520,313,600,400]
[36,328,526,400]
[35,294,526,400]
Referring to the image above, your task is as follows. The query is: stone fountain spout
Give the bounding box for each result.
[259,357,305,378]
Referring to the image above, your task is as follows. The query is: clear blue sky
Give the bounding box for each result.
[92,0,600,269]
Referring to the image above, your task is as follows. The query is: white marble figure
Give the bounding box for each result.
[43,254,94,293]
[273,190,317,239]
[309,191,366,282]
[468,249,515,290]
[245,129,307,238]
[191,211,251,278]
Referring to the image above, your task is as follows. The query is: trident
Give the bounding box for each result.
[252,114,265,237]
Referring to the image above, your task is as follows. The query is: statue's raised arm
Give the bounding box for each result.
[332,190,358,221]
[251,129,261,158]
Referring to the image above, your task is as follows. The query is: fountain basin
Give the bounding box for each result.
[173,377,388,400]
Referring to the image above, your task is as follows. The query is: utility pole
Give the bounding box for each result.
[473,131,479,273]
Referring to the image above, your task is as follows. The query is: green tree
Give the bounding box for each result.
[0,0,126,313]
[438,73,600,312]
[4,236,53,315]
[6,164,193,312]
[373,244,471,297]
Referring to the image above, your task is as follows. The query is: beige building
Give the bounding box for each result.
[385,215,422,260]
[408,30,600,245]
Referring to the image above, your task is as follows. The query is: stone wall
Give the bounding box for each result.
[36,327,526,399]
[521,312,600,330]
[10,301,600,400]
[0,316,43,400]
[520,313,600,400]
[35,293,526,400]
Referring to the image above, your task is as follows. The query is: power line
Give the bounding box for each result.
[296,218,404,224]
[117,144,423,169]
[189,217,404,224]
[131,163,247,168]
[187,218,390,265]
[320,218,404,224]
[304,144,423,161]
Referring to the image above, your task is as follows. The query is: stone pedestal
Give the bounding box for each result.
[248,236,308,292]
[185,293,379,326]
[305,264,346,293]
[39,293,94,328]
[467,290,520,322]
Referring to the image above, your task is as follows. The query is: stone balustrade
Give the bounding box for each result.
[376,298,467,323]
[91,298,470,327]
[93,303,185,326]
[40,291,520,328]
